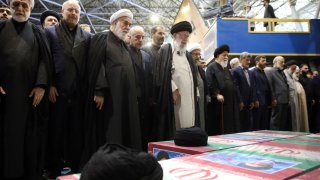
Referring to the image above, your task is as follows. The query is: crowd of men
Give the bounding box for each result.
[0,0,320,179]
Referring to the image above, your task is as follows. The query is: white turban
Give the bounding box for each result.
[230,58,239,65]
[187,43,201,53]
[110,9,133,23]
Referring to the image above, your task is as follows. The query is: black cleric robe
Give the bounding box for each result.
[128,45,153,150]
[205,62,240,135]
[141,44,161,142]
[82,31,141,166]
[142,44,161,92]
[0,19,51,179]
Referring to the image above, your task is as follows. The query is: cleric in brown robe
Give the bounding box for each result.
[0,0,51,179]
[82,9,141,167]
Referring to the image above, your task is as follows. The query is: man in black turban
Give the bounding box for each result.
[283,59,300,131]
[155,20,199,140]
[40,10,60,28]
[213,44,230,59]
[170,20,192,34]
[80,144,163,180]
[205,44,241,135]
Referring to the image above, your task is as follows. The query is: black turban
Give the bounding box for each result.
[80,144,163,180]
[174,126,208,147]
[170,21,192,35]
[40,10,60,25]
[214,44,230,58]
[285,60,298,67]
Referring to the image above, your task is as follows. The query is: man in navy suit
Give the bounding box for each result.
[265,56,290,130]
[232,52,257,132]
[250,56,272,130]
[45,0,91,177]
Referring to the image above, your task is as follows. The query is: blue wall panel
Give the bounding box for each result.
[216,18,320,55]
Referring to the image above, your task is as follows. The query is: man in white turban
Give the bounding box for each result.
[83,9,142,166]
[187,43,207,130]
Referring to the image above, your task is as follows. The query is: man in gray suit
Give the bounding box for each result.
[265,56,290,130]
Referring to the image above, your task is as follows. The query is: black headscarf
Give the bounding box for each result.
[80,144,163,180]
[174,126,208,147]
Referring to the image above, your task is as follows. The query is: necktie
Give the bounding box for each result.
[244,69,251,86]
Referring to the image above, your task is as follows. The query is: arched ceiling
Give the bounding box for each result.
[0,0,319,37]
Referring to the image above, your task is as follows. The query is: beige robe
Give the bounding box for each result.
[172,49,195,128]
[284,70,299,131]
[294,80,309,132]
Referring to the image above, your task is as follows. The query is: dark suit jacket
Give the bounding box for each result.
[264,4,276,27]
[265,67,289,103]
[299,74,314,103]
[250,67,272,107]
[231,66,257,106]
[45,24,91,95]
[264,4,276,18]
[141,50,153,101]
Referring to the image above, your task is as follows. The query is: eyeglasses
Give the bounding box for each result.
[66,7,80,14]
[119,19,132,27]
[11,1,30,9]
[178,32,190,38]
[192,53,201,56]
[134,35,144,40]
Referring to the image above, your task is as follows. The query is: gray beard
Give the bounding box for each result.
[12,12,30,22]
[276,64,284,70]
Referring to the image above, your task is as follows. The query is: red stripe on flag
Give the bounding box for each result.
[261,141,320,152]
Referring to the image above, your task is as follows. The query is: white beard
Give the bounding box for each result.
[12,11,30,22]
[293,73,299,81]
[113,24,127,41]
[173,40,186,54]
[216,59,228,68]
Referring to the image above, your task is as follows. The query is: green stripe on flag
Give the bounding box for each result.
[206,149,320,170]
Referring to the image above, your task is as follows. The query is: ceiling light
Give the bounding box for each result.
[150,14,160,23]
